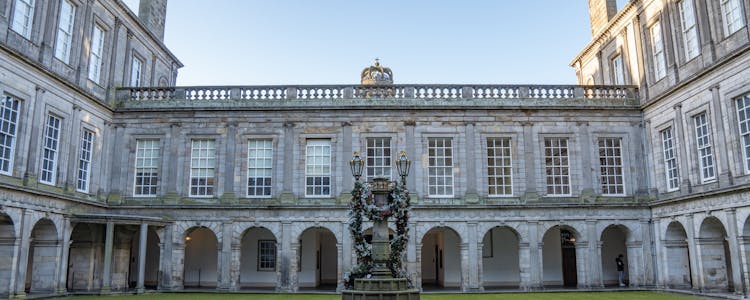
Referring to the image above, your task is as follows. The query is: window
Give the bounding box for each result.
[247,139,272,198]
[598,138,625,195]
[721,0,745,36]
[0,96,20,175]
[736,94,750,173]
[661,128,680,191]
[11,0,35,39]
[190,139,216,197]
[134,139,160,196]
[679,0,700,61]
[366,137,391,181]
[76,129,94,193]
[427,137,454,197]
[544,138,570,196]
[88,24,105,83]
[258,240,276,271]
[694,113,716,182]
[54,0,75,63]
[130,55,143,86]
[650,21,667,80]
[305,140,331,197]
[487,137,512,196]
[612,55,625,85]
[40,114,61,185]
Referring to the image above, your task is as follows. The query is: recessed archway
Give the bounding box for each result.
[127,226,161,290]
[183,227,219,289]
[67,223,106,291]
[600,225,629,287]
[698,217,732,292]
[481,226,520,290]
[420,226,462,291]
[297,227,337,291]
[542,225,580,288]
[239,227,277,289]
[0,213,15,296]
[25,219,59,294]
[664,221,692,289]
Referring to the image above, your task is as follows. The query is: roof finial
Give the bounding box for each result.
[374,57,380,66]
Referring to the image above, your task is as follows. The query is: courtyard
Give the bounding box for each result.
[60,291,706,300]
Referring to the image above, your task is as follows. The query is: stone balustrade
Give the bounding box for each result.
[117,84,638,103]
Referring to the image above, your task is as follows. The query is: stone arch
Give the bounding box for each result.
[238,226,278,289]
[183,226,219,289]
[233,223,281,246]
[420,226,462,290]
[25,218,59,293]
[416,223,465,245]
[296,226,338,290]
[292,223,341,246]
[541,224,582,288]
[481,225,521,290]
[698,216,733,291]
[664,221,692,288]
[599,224,631,287]
[0,212,16,295]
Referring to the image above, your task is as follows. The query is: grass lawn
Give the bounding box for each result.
[62,291,706,300]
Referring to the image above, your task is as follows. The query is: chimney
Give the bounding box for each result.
[588,0,618,37]
[138,0,167,42]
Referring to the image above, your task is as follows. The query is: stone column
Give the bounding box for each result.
[522,122,538,201]
[340,221,351,282]
[101,221,115,293]
[578,122,594,200]
[709,85,732,186]
[160,225,174,290]
[219,221,232,290]
[341,123,352,202]
[652,218,666,288]
[673,104,691,194]
[221,123,237,202]
[136,223,148,293]
[336,242,344,292]
[575,241,589,289]
[415,242,422,291]
[466,222,480,290]
[529,222,544,290]
[596,241,605,288]
[279,221,293,292]
[280,123,295,203]
[640,219,656,286]
[626,241,644,287]
[518,241,531,291]
[464,123,479,203]
[587,220,601,287]
[460,242,470,292]
[164,123,181,202]
[10,210,30,297]
[685,214,702,291]
[725,209,744,294]
[406,222,418,285]
[405,123,417,193]
[56,218,72,293]
[476,241,485,291]
[289,242,299,292]
[23,87,46,185]
[230,242,240,290]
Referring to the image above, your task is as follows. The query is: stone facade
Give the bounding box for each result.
[0,0,749,298]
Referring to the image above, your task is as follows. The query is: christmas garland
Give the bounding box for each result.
[344,179,411,289]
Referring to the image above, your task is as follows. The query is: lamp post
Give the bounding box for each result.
[396,150,411,186]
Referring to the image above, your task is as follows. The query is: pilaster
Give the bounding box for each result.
[101,221,114,293]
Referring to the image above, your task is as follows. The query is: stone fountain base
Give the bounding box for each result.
[341,277,420,300]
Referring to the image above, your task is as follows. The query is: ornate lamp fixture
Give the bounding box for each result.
[349,152,363,181]
[395,150,411,184]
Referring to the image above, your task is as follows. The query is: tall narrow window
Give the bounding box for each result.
[612,55,625,85]
[721,0,745,36]
[544,138,570,196]
[40,114,61,185]
[736,94,750,173]
[305,140,331,197]
[247,139,272,198]
[487,137,512,196]
[679,0,700,60]
[130,55,143,86]
[76,129,94,193]
[11,0,35,39]
[366,137,391,181]
[258,240,276,271]
[598,138,625,195]
[650,21,667,80]
[54,0,75,63]
[661,128,680,191]
[88,24,105,83]
[694,113,716,182]
[134,139,160,196]
[428,137,453,197]
[190,139,216,197]
[0,96,20,175]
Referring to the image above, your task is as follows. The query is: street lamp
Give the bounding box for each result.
[395,150,411,185]
[349,152,363,181]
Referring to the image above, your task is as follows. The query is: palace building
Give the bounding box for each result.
[0,0,749,297]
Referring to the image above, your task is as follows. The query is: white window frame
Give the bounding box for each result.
[0,96,20,175]
[130,55,143,87]
[487,137,513,197]
[679,0,700,61]
[598,138,625,196]
[247,139,273,198]
[133,139,160,197]
[736,93,750,174]
[721,0,745,36]
[88,24,105,83]
[544,137,571,196]
[54,0,75,63]
[305,139,332,197]
[76,129,94,193]
[612,54,625,85]
[661,127,680,191]
[427,137,454,197]
[365,137,392,181]
[40,114,61,185]
[650,21,667,80]
[257,240,277,271]
[189,139,216,198]
[693,112,716,182]
[11,0,35,39]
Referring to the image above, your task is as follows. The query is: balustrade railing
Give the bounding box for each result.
[118,84,637,103]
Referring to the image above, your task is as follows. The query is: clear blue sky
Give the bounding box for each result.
[124,1,595,85]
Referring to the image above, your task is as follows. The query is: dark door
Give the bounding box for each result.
[562,245,577,287]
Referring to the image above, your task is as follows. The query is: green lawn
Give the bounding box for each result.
[62,291,706,300]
